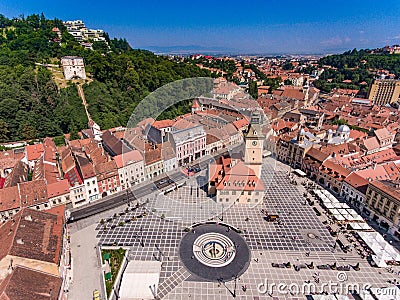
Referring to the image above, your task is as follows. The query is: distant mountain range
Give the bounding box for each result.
[142,45,238,55]
[142,45,330,57]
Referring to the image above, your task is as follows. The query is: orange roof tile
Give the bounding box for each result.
[47,179,70,199]
[0,186,20,211]
[25,144,44,161]
[113,150,144,168]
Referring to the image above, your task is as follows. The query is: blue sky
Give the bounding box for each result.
[1,0,399,54]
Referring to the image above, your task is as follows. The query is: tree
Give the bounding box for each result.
[282,62,294,70]
[332,118,347,125]
[0,13,212,143]
[284,79,292,86]
[20,124,36,140]
[248,81,258,99]
[0,120,9,142]
[69,123,80,141]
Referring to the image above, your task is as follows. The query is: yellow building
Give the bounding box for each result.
[368,79,400,106]
[364,180,400,236]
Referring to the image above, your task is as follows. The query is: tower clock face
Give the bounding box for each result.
[252,141,257,146]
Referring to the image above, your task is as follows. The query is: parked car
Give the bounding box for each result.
[266,214,279,222]
[93,290,101,300]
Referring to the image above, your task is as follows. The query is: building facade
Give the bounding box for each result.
[168,125,206,166]
[364,180,400,236]
[61,56,86,80]
[368,79,400,106]
[115,150,146,190]
[243,112,265,178]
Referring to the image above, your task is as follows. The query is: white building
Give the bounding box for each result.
[161,141,177,173]
[64,20,107,44]
[114,150,146,190]
[61,56,86,80]
[69,183,87,208]
[340,172,369,210]
[325,125,353,145]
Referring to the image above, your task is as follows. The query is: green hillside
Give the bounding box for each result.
[0,14,210,142]
[314,49,400,93]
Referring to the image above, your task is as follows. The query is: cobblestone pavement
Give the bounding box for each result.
[91,157,400,299]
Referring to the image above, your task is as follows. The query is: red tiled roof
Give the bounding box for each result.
[95,161,118,180]
[47,179,70,199]
[0,185,20,211]
[305,148,330,163]
[192,100,200,109]
[0,265,62,300]
[25,144,45,161]
[362,137,380,151]
[349,130,367,140]
[215,162,265,191]
[344,173,368,193]
[321,159,351,179]
[233,118,249,130]
[144,147,162,165]
[0,208,63,264]
[374,128,393,142]
[19,180,48,208]
[370,180,400,201]
[113,150,143,169]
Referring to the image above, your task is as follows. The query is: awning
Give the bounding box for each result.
[293,169,306,177]
[119,261,162,300]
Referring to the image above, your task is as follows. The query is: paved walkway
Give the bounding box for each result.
[76,157,400,299]
[77,84,91,121]
[68,224,104,300]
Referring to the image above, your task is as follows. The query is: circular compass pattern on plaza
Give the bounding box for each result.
[193,232,236,267]
[179,224,250,282]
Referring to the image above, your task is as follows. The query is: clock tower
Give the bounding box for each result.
[244,111,265,178]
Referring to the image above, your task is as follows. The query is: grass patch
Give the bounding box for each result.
[52,135,65,146]
[101,247,126,297]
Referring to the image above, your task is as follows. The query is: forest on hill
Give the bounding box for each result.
[314,49,400,93]
[0,14,210,143]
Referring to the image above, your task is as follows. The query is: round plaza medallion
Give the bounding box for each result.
[179,224,250,282]
[193,233,236,267]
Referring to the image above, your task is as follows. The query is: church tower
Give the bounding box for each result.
[244,111,265,178]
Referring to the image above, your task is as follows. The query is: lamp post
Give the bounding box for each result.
[218,275,238,298]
